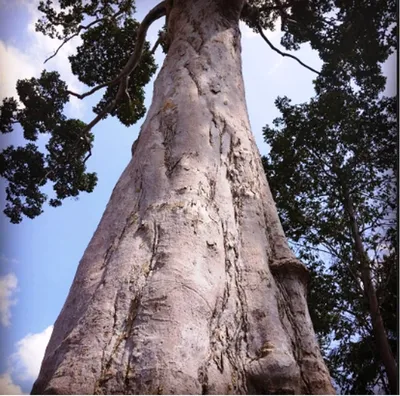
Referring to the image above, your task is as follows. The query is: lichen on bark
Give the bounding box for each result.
[32,0,335,394]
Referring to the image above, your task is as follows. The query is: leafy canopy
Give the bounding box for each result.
[0,0,157,223]
[262,4,397,387]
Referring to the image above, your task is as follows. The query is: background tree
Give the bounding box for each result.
[260,1,397,391]
[263,84,397,393]
[0,0,395,394]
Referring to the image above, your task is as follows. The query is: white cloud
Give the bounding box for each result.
[0,273,18,327]
[0,0,85,117]
[0,41,39,99]
[0,373,23,395]
[11,325,53,381]
[0,325,53,394]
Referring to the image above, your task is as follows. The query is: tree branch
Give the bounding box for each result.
[67,80,117,100]
[80,77,127,138]
[302,146,339,182]
[44,9,125,64]
[45,32,80,64]
[150,36,162,54]
[290,240,341,260]
[67,1,166,101]
[76,1,166,137]
[256,22,320,75]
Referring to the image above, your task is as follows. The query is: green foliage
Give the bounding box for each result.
[16,71,69,140]
[36,0,135,39]
[264,90,396,241]
[0,0,158,223]
[0,98,18,133]
[246,0,396,95]
[69,18,157,126]
[261,1,397,384]
[327,243,397,395]
[0,71,98,223]
[1,144,47,223]
[46,119,98,204]
[263,85,397,392]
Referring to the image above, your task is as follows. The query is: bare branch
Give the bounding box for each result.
[67,80,118,100]
[124,77,133,104]
[256,22,320,75]
[290,240,341,259]
[82,143,92,164]
[81,79,126,137]
[150,36,162,55]
[45,32,80,64]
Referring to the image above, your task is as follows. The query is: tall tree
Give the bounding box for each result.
[0,0,394,394]
[260,1,397,390]
[263,86,397,393]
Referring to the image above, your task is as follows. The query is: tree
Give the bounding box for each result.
[263,80,397,393]
[0,0,394,394]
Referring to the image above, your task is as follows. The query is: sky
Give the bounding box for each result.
[0,0,397,394]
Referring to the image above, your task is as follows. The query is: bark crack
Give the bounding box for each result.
[275,281,313,394]
[95,220,162,394]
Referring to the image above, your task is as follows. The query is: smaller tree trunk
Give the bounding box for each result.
[343,188,398,394]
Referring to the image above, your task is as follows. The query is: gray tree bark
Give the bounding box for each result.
[32,0,334,394]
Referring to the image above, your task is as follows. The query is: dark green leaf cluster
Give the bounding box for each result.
[69,18,157,126]
[1,144,47,223]
[245,0,396,96]
[45,119,97,205]
[36,0,135,40]
[243,0,281,33]
[15,71,69,140]
[0,71,97,223]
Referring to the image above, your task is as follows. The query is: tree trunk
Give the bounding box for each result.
[32,1,334,394]
[343,189,398,394]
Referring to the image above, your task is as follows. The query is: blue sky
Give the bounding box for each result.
[0,0,396,393]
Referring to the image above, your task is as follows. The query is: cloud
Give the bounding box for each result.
[0,325,53,394]
[0,273,18,327]
[11,325,53,381]
[0,42,39,100]
[0,0,85,117]
[0,373,23,395]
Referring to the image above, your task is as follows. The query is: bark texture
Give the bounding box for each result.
[33,0,334,394]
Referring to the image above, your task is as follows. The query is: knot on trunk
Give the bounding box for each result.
[269,257,310,285]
